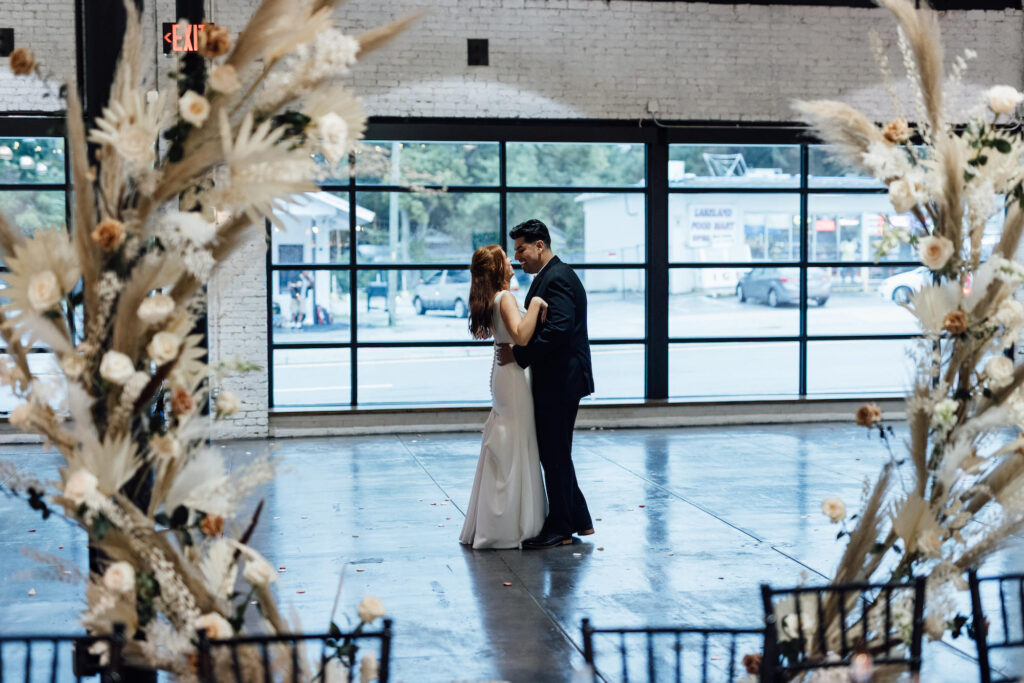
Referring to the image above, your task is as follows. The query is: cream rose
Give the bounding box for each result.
[27,270,62,312]
[985,355,1015,390]
[60,353,87,381]
[357,595,386,624]
[216,391,241,417]
[916,528,943,557]
[208,64,241,94]
[8,403,31,428]
[821,497,846,523]
[179,91,211,128]
[918,235,955,271]
[150,433,183,460]
[102,561,136,593]
[931,398,959,431]
[147,331,181,365]
[986,86,1024,116]
[317,113,350,164]
[242,553,276,587]
[195,612,233,640]
[138,294,175,325]
[64,469,100,507]
[99,351,135,384]
[996,298,1024,330]
[359,654,379,683]
[888,178,919,214]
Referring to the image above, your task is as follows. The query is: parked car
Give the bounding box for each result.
[878,266,930,304]
[736,267,831,307]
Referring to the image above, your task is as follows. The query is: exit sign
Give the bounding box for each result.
[162,22,204,54]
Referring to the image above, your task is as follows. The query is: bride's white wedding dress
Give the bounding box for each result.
[459,290,546,549]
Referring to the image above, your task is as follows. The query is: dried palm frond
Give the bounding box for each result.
[357,11,426,58]
[878,0,945,134]
[792,100,887,174]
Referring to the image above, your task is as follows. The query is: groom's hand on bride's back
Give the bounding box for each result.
[496,344,515,366]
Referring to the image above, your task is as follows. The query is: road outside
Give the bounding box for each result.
[272,286,922,406]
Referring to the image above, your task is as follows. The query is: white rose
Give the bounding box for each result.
[359,654,379,683]
[137,294,175,325]
[985,354,1015,390]
[64,469,100,507]
[19,156,34,170]
[0,145,12,160]
[916,528,943,557]
[216,391,241,417]
[27,270,62,312]
[888,178,919,214]
[357,595,386,624]
[324,659,349,683]
[931,397,959,431]
[147,331,181,365]
[179,90,210,127]
[317,112,350,165]
[242,553,276,587]
[918,235,955,271]
[208,64,241,94]
[194,612,233,640]
[36,163,47,175]
[102,561,136,593]
[996,298,1024,330]
[99,351,135,384]
[986,85,1024,116]
[821,497,846,523]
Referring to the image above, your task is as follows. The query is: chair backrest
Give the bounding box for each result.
[580,618,766,682]
[969,569,1024,683]
[196,619,392,683]
[759,577,926,682]
[0,623,124,683]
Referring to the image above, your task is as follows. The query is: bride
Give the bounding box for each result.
[459,245,548,550]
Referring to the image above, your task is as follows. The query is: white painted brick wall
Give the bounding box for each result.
[2,1,1022,434]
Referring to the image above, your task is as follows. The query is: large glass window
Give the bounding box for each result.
[0,127,69,414]
[269,137,648,407]
[268,126,923,408]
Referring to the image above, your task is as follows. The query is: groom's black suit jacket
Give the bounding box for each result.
[512,256,594,401]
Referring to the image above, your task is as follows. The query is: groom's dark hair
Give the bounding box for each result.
[509,219,551,250]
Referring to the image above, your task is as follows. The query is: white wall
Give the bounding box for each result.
[0,1,1021,434]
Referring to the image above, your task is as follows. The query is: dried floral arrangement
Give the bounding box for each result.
[0,0,413,678]
[769,0,1024,671]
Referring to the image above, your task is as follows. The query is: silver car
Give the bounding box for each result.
[736,267,831,307]
[412,270,472,317]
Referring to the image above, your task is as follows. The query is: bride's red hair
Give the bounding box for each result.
[468,245,506,339]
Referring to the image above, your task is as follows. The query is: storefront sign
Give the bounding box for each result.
[688,205,736,248]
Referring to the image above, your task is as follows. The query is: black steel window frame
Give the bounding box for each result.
[0,115,74,357]
[664,127,919,397]
[267,119,920,409]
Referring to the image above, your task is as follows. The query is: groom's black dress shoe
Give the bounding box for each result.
[522,531,573,549]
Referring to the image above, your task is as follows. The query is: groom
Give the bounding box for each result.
[497,219,595,549]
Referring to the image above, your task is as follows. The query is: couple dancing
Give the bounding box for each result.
[459,219,595,550]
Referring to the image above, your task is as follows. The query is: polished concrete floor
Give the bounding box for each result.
[2,424,1023,682]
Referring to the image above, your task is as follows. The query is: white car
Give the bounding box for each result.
[879,266,931,304]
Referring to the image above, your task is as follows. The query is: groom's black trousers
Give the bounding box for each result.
[534,393,592,537]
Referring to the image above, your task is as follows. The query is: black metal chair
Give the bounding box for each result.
[580,618,766,682]
[759,577,926,682]
[969,569,1024,683]
[0,623,124,683]
[197,619,392,683]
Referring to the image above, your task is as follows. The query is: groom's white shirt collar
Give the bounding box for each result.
[536,255,554,276]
